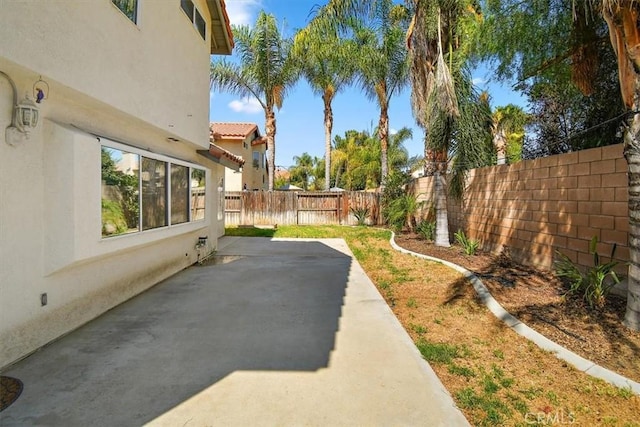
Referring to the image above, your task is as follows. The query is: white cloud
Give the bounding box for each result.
[225,0,262,26]
[389,128,398,135]
[229,97,263,114]
[472,77,486,87]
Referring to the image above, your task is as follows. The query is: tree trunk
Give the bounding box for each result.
[433,169,450,247]
[602,0,640,330]
[323,94,333,190]
[624,113,640,330]
[265,109,276,191]
[494,127,507,165]
[379,106,389,186]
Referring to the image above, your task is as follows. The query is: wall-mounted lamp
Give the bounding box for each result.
[17,94,39,129]
[1,70,40,145]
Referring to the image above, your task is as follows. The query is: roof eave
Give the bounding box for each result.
[207,0,234,55]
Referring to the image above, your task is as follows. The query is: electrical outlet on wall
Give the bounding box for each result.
[40,293,47,306]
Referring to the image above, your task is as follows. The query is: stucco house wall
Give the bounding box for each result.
[211,123,268,191]
[0,0,233,368]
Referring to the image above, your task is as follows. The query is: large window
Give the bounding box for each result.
[101,143,206,238]
[180,0,206,40]
[112,0,137,23]
[171,164,190,225]
[141,157,168,230]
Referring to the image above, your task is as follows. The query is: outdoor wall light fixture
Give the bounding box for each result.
[1,70,40,145]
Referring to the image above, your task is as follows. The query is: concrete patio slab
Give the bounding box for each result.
[0,237,469,426]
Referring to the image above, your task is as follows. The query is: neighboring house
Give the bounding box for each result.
[210,122,268,191]
[0,0,237,368]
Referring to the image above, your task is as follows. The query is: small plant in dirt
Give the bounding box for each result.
[416,220,436,241]
[554,236,621,309]
[454,230,480,256]
[350,205,370,226]
[381,171,424,232]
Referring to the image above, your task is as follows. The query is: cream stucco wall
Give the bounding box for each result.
[218,136,268,191]
[0,0,212,148]
[0,0,228,368]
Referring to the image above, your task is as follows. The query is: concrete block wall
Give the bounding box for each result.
[412,144,628,272]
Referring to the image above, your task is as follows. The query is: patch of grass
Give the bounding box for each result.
[416,339,460,364]
[406,297,418,308]
[520,386,544,400]
[546,391,560,405]
[224,226,276,237]
[505,392,529,415]
[455,387,512,426]
[409,323,428,334]
[493,349,505,360]
[448,363,476,378]
[482,375,500,394]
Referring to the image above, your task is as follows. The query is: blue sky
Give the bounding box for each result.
[210,0,527,169]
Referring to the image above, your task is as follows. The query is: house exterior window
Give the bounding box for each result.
[171,164,190,225]
[101,143,206,238]
[180,0,207,40]
[252,151,260,169]
[141,157,168,230]
[112,0,137,23]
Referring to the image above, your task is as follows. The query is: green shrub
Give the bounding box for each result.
[350,205,370,226]
[416,220,436,241]
[454,230,480,256]
[554,236,620,308]
[101,198,128,235]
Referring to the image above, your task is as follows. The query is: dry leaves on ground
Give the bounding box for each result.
[394,233,640,384]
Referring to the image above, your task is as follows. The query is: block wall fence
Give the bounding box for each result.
[411,144,629,273]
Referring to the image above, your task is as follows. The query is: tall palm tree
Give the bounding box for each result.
[210,11,299,191]
[598,0,640,330]
[294,17,355,190]
[405,0,488,247]
[351,1,409,185]
[305,0,409,187]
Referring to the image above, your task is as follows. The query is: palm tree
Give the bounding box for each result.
[598,0,640,330]
[388,127,413,171]
[210,11,299,191]
[405,0,489,247]
[305,0,409,187]
[351,1,409,185]
[294,17,355,190]
[290,152,317,190]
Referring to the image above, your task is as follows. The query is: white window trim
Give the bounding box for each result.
[180,0,207,41]
[101,138,207,241]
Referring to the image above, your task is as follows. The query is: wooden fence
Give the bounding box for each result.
[225,191,383,226]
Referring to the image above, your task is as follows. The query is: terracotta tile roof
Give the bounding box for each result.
[251,136,267,146]
[208,143,245,166]
[197,143,245,171]
[210,122,259,141]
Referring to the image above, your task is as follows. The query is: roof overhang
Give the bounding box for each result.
[207,0,234,55]
[198,143,245,171]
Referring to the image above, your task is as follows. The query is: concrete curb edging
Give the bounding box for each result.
[388,232,640,395]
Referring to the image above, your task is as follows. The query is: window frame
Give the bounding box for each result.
[101,140,207,239]
[111,0,138,24]
[180,0,207,41]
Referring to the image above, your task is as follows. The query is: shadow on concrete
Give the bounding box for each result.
[0,238,350,426]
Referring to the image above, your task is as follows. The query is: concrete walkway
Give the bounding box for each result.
[0,237,469,427]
